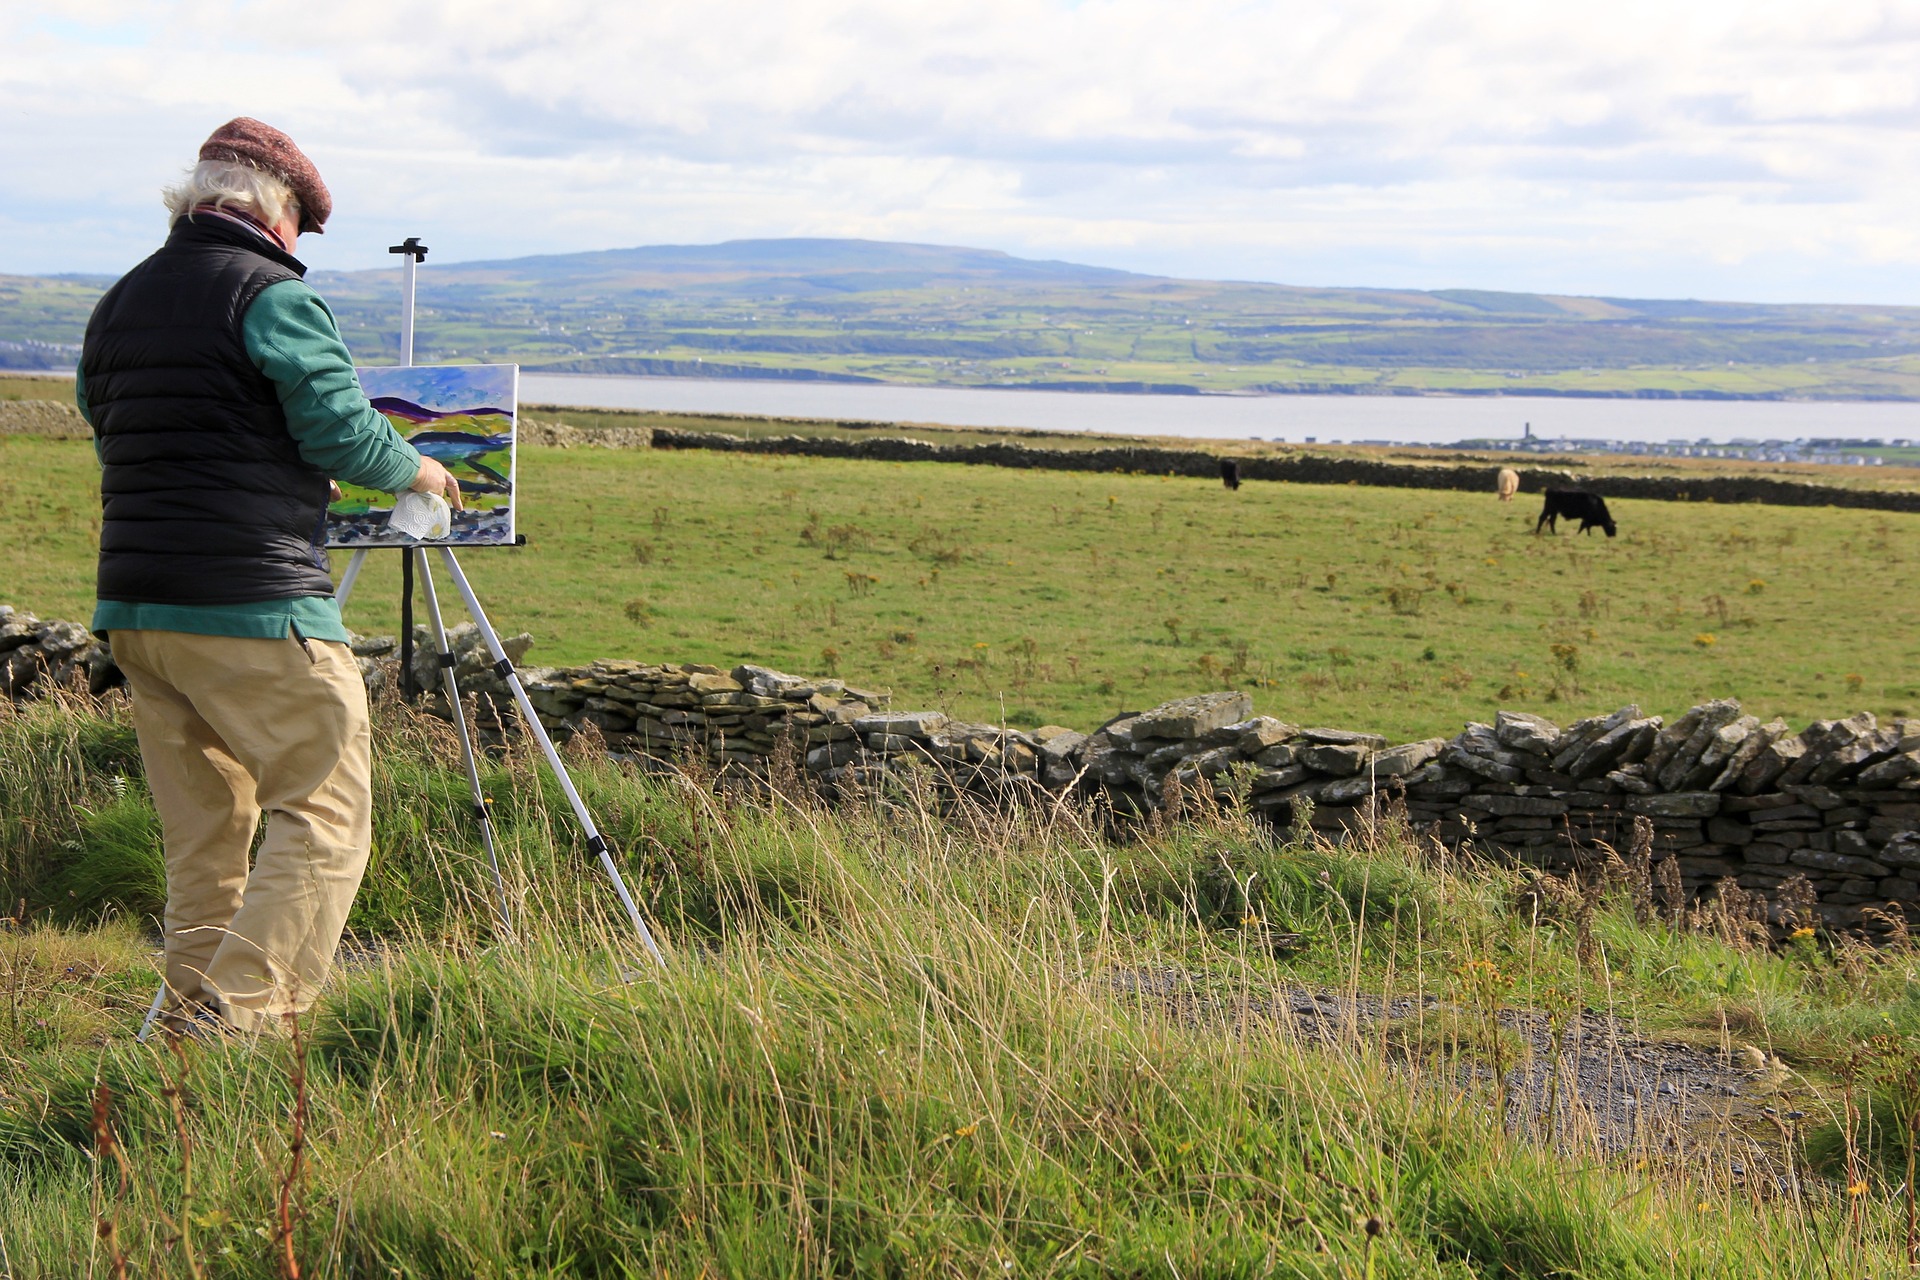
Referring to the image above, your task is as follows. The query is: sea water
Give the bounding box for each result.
[520,374,1920,449]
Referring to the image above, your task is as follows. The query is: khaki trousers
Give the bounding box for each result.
[111,629,371,1033]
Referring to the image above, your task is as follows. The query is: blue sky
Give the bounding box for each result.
[359,364,517,416]
[7,0,1920,304]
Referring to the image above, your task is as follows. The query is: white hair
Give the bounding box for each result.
[163,159,299,230]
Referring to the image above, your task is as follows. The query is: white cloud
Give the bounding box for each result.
[4,0,1920,302]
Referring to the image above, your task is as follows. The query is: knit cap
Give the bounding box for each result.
[198,117,331,234]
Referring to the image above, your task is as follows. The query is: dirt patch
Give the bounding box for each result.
[1113,967,1805,1188]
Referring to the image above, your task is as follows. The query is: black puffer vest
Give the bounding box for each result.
[83,218,334,605]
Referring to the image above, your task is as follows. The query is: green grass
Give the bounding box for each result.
[1,694,1918,1274]
[10,433,1920,739]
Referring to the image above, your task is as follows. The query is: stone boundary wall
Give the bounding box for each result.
[11,397,1918,512]
[0,399,89,439]
[648,428,1920,514]
[8,602,1916,936]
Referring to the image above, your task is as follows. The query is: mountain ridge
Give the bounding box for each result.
[8,237,1920,399]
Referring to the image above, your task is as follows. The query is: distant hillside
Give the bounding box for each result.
[10,237,1920,400]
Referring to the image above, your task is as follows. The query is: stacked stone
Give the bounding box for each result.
[835,710,1065,795]
[1073,691,1414,818]
[0,605,120,699]
[1686,711,1920,923]
[8,601,1918,933]
[519,661,890,772]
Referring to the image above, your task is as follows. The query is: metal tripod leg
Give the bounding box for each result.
[334,548,371,610]
[436,546,667,967]
[414,548,514,937]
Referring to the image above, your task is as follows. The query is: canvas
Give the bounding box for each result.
[326,364,518,548]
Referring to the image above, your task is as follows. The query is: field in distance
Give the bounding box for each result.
[8,430,1919,740]
[16,237,1920,400]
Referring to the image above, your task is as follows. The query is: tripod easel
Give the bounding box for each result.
[135,237,665,1042]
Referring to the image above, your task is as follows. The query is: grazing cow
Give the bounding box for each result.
[1496,467,1519,502]
[1535,488,1617,537]
[1220,458,1241,490]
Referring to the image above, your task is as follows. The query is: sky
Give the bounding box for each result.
[8,0,1920,304]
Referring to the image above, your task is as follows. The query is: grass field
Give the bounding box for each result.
[8,431,1920,740]
[0,695,1916,1274]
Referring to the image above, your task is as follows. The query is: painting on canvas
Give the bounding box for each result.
[325,364,518,548]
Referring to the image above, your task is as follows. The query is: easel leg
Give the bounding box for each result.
[334,548,371,611]
[414,548,514,937]
[436,547,667,967]
[399,551,417,701]
[134,980,167,1043]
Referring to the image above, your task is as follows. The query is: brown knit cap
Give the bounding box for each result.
[198,117,331,234]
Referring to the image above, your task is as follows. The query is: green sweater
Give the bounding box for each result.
[80,278,422,644]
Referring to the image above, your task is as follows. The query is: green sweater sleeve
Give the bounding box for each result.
[243,280,423,493]
[76,360,101,462]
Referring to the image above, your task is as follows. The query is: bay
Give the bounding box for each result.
[521,373,1920,447]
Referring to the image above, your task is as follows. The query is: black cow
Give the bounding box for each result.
[1220,458,1241,490]
[1535,488,1616,537]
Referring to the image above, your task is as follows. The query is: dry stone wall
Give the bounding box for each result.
[650,428,1920,515]
[8,602,1916,935]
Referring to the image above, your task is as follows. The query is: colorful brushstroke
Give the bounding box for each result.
[325,364,519,549]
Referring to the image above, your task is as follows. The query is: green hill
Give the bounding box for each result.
[10,237,1920,399]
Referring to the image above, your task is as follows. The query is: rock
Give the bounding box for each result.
[1858,749,1920,787]
[1683,715,1759,790]
[1569,718,1659,780]
[1882,877,1920,902]
[1030,724,1079,744]
[1711,718,1787,791]
[1083,739,1139,786]
[805,738,859,771]
[1298,726,1389,749]
[1627,792,1722,819]
[1254,741,1301,768]
[1302,742,1370,777]
[1469,793,1568,817]
[1789,850,1893,878]
[1655,700,1743,791]
[1129,691,1254,741]
[1172,744,1244,780]
[1447,749,1527,785]
[86,644,124,696]
[1233,717,1298,752]
[1249,764,1312,793]
[1737,734,1805,795]
[1550,706,1643,774]
[1642,704,1709,778]
[851,710,948,738]
[1882,835,1920,870]
[1036,730,1086,761]
[1495,710,1563,757]
[1142,740,1201,773]
[1707,816,1754,845]
[1371,738,1445,777]
[1606,766,1659,795]
[0,607,37,652]
[1783,784,1846,811]
[1811,726,1900,786]
[1778,718,1848,789]
[1320,773,1380,804]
